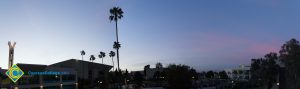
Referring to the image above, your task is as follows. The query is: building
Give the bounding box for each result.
[225,65,250,81]
[0,59,112,89]
[49,59,112,80]
[131,64,164,80]
[17,63,77,89]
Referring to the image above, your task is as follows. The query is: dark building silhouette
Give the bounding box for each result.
[0,59,112,89]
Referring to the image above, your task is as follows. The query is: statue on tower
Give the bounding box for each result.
[8,41,16,68]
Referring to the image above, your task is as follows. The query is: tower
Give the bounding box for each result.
[8,41,16,68]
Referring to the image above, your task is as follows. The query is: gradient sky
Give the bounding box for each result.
[0,0,299,71]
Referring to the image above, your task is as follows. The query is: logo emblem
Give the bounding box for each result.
[6,64,24,83]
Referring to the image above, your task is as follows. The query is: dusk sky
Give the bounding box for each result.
[0,0,299,71]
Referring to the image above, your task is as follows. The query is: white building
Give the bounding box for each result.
[225,65,250,81]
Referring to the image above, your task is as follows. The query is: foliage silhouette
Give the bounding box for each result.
[89,55,95,62]
[219,71,229,79]
[98,51,106,64]
[206,70,214,79]
[166,64,193,89]
[250,52,279,89]
[279,38,300,89]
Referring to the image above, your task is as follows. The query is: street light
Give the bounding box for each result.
[60,84,63,89]
[75,83,78,89]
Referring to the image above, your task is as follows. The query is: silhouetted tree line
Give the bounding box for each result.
[250,53,278,89]
[95,63,231,89]
[140,63,230,89]
[165,64,193,89]
[250,38,300,89]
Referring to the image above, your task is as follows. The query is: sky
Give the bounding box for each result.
[0,0,299,71]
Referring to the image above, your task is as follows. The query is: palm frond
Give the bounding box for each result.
[109,7,124,22]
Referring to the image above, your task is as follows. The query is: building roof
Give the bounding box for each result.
[16,63,77,75]
[49,59,113,71]
[17,63,47,72]
[8,59,112,75]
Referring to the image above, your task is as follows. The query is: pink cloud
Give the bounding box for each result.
[187,31,282,58]
[247,40,281,55]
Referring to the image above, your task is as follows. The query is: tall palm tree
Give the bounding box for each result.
[109,51,116,70]
[109,7,124,71]
[98,51,106,64]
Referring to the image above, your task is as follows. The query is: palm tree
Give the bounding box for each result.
[109,7,124,71]
[113,41,121,50]
[89,55,96,85]
[80,50,85,60]
[98,54,103,63]
[90,55,95,62]
[109,51,116,70]
[113,41,121,68]
[80,50,85,77]
[99,51,106,64]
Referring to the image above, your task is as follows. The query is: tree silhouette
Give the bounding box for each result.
[219,71,228,79]
[144,64,150,78]
[250,53,279,89]
[190,68,198,80]
[109,7,124,71]
[206,70,214,79]
[98,51,106,64]
[113,42,121,54]
[250,58,264,87]
[90,55,95,62]
[156,62,163,69]
[89,55,96,87]
[80,50,85,82]
[113,41,121,70]
[264,52,279,89]
[80,50,85,60]
[109,51,116,70]
[133,72,144,88]
[279,38,300,89]
[166,64,193,89]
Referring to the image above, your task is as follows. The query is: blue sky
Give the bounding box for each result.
[0,0,299,71]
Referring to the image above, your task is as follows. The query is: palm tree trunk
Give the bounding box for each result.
[116,19,119,42]
[102,58,103,64]
[112,57,114,71]
[115,21,120,71]
[117,49,120,71]
[82,55,84,62]
[81,55,84,78]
